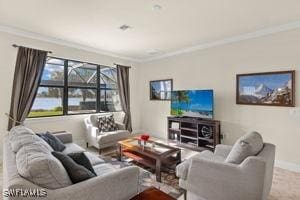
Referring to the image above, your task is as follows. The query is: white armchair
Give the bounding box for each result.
[84,114,130,154]
[176,138,275,200]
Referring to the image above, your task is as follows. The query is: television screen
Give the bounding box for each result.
[171,90,214,119]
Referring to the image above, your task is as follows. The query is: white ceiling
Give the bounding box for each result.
[1,0,300,61]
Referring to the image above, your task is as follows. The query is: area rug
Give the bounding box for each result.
[101,156,184,199]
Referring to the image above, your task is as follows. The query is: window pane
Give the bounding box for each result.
[100,67,117,87]
[28,87,63,117]
[68,88,96,114]
[100,89,122,112]
[40,63,64,86]
[46,57,65,65]
[68,61,97,87]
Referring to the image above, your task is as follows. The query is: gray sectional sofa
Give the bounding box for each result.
[3,126,139,200]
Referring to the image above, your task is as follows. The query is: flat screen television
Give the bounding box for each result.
[171,90,214,119]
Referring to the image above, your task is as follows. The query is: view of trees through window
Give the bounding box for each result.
[28,57,121,117]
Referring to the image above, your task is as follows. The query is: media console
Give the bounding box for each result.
[167,116,221,151]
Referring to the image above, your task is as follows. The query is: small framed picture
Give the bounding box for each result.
[150,79,173,100]
[171,122,180,129]
[236,70,295,107]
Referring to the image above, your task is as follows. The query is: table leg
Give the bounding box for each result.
[118,144,122,161]
[155,159,162,182]
[177,150,182,164]
[183,189,187,200]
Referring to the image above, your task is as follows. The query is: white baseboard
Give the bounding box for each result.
[132,129,146,134]
[275,160,300,173]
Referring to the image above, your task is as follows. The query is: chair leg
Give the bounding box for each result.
[183,189,187,200]
[86,142,89,148]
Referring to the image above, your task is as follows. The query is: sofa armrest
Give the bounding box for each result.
[185,157,266,200]
[214,144,232,158]
[90,126,100,136]
[52,132,73,144]
[115,122,126,130]
[49,166,139,200]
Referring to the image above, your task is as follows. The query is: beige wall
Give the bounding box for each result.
[138,29,300,166]
[1,28,300,168]
[0,32,141,159]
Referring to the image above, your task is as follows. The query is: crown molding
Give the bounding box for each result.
[1,21,300,63]
[142,21,300,62]
[0,24,142,62]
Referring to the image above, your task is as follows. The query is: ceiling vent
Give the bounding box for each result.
[119,25,131,31]
[153,5,162,11]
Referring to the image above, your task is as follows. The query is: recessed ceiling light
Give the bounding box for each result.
[119,25,132,31]
[153,4,162,11]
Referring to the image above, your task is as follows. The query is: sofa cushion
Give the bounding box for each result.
[97,130,129,144]
[37,132,66,152]
[225,131,264,164]
[68,152,97,175]
[176,151,225,180]
[9,126,53,153]
[52,151,96,183]
[84,152,105,166]
[62,143,85,155]
[16,144,72,189]
[93,163,116,176]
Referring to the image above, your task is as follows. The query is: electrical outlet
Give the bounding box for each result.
[220,133,226,140]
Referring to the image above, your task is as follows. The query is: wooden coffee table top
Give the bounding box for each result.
[118,137,180,158]
[130,187,176,200]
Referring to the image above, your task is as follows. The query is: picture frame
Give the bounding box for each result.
[236,70,295,107]
[150,79,173,100]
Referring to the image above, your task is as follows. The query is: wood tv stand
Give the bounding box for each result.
[168,116,221,151]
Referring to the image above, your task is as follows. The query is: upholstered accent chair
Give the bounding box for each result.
[176,132,276,200]
[84,113,130,154]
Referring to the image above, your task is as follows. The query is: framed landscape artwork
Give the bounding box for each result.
[150,79,173,100]
[236,70,295,107]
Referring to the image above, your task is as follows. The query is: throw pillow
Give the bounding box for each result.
[97,116,108,132]
[98,115,118,132]
[68,152,97,175]
[16,144,72,189]
[37,132,66,152]
[105,115,118,132]
[225,131,264,164]
[9,126,53,153]
[52,151,96,184]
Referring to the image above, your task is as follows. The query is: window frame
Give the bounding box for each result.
[28,56,121,118]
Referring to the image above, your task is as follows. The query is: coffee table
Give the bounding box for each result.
[130,187,176,200]
[118,137,181,182]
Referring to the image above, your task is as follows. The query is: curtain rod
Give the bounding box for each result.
[12,44,53,54]
[113,63,131,68]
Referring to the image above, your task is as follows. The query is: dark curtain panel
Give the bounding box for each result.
[116,65,132,132]
[8,47,47,130]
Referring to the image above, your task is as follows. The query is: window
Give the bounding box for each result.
[100,66,122,112]
[28,57,121,117]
